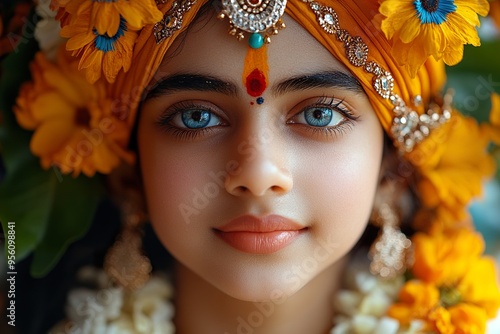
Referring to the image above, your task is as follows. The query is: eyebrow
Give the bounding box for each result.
[144,74,239,100]
[272,71,363,96]
[144,70,363,100]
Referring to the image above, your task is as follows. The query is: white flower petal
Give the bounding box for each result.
[373,317,399,334]
[334,290,363,316]
[359,289,391,317]
[352,314,377,334]
[331,321,352,334]
[355,272,377,293]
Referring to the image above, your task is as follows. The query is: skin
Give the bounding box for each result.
[138,12,384,334]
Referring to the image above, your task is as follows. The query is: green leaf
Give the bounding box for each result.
[29,172,103,277]
[0,164,52,261]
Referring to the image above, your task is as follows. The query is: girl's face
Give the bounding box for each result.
[138,14,384,301]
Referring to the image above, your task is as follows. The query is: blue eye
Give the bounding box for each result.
[169,108,222,129]
[299,106,345,127]
[181,109,211,129]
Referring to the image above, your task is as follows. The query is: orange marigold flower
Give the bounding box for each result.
[448,304,488,334]
[412,228,484,285]
[389,227,500,333]
[379,0,490,77]
[387,280,440,325]
[428,306,455,334]
[58,0,162,83]
[408,112,496,228]
[456,257,500,318]
[14,48,135,177]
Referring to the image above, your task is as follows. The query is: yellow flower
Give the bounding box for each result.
[428,306,455,334]
[448,304,488,334]
[380,0,490,77]
[387,280,440,325]
[57,0,162,83]
[61,10,136,84]
[14,48,134,177]
[409,112,496,229]
[58,0,162,34]
[388,227,500,333]
[456,257,500,318]
[411,228,484,285]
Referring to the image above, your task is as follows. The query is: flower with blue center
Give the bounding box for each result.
[94,17,127,53]
[413,0,457,24]
[379,0,490,77]
[59,0,163,83]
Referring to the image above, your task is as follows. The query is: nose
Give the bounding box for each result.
[225,137,293,197]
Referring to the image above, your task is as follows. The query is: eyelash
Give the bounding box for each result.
[155,96,360,140]
[155,101,225,140]
[287,96,360,139]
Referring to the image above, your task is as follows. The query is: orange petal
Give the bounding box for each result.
[30,119,75,156]
[65,31,95,51]
[32,92,75,121]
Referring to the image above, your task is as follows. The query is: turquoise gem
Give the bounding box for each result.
[249,33,264,49]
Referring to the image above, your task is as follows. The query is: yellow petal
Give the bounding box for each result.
[456,0,490,18]
[93,3,120,36]
[32,92,75,121]
[30,119,75,156]
[43,69,87,106]
[119,0,163,29]
[457,258,500,317]
[65,31,95,51]
[490,93,500,126]
[448,304,488,334]
[91,141,121,174]
[399,17,421,43]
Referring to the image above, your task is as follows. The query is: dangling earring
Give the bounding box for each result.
[369,203,413,279]
[104,199,152,291]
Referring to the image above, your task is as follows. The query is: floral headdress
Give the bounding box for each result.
[1,0,500,332]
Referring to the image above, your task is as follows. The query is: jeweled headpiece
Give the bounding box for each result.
[218,0,287,48]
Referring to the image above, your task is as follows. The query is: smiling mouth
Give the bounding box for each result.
[213,214,307,254]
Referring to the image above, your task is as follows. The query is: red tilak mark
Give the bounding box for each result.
[245,69,267,97]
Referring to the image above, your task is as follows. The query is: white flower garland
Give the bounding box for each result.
[330,262,424,334]
[49,267,175,334]
[50,262,500,334]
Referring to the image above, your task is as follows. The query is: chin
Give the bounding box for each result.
[208,269,307,303]
[197,252,337,302]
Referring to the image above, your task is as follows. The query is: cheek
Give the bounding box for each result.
[143,147,205,221]
[138,127,221,254]
[296,129,383,255]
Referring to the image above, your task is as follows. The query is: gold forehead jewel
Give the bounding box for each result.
[218,0,287,48]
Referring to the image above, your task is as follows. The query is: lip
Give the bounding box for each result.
[213,215,306,254]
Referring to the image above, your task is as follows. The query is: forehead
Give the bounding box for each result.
[156,13,350,83]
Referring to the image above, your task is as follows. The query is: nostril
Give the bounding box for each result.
[270,185,282,192]
[235,186,249,194]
